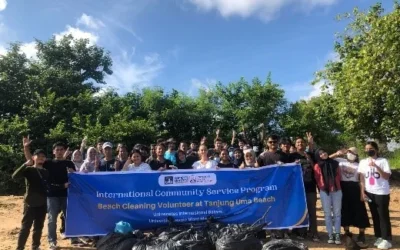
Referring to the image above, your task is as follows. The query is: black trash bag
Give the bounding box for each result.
[204,220,226,246]
[214,223,265,250]
[262,239,309,250]
[176,228,214,250]
[132,237,154,250]
[96,232,139,250]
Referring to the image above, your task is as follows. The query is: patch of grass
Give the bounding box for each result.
[388,150,400,169]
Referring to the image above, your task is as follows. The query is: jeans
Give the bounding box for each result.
[320,190,342,235]
[16,204,47,250]
[47,197,67,244]
[366,192,392,241]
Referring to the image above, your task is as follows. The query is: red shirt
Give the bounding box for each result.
[313,163,341,192]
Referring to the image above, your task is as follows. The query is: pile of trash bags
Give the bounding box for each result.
[96,218,308,250]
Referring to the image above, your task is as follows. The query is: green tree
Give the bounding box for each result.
[315,2,400,142]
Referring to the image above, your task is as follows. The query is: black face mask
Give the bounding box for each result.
[366,149,376,157]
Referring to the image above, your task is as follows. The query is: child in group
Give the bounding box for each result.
[13,149,49,250]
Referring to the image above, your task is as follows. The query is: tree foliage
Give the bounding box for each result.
[315,2,400,142]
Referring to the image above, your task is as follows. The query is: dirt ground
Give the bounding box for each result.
[0,189,399,250]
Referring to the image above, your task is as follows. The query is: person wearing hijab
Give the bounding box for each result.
[79,147,99,173]
[314,148,342,245]
[71,150,84,171]
[330,147,370,244]
[240,148,258,168]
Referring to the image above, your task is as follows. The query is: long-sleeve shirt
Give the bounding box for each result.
[12,164,49,207]
[313,163,341,193]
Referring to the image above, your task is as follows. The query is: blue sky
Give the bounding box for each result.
[0,0,393,102]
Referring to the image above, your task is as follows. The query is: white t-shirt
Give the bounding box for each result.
[125,163,152,172]
[358,157,391,195]
[192,160,218,170]
[335,158,359,182]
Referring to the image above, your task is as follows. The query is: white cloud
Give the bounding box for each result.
[0,45,6,55]
[54,25,99,45]
[301,80,333,100]
[189,78,217,95]
[188,0,337,21]
[20,42,37,59]
[0,0,7,11]
[105,50,164,93]
[77,13,105,30]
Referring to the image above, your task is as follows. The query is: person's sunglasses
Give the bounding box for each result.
[268,141,277,144]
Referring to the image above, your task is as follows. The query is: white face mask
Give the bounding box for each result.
[347,153,357,161]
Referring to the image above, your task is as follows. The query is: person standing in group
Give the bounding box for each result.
[148,143,174,170]
[358,141,392,249]
[314,148,342,245]
[257,135,292,167]
[164,140,177,165]
[122,149,152,171]
[330,147,370,244]
[291,137,319,242]
[193,144,218,169]
[217,149,236,168]
[115,144,129,171]
[80,147,99,173]
[240,148,259,168]
[98,142,116,172]
[23,137,76,249]
[13,150,49,250]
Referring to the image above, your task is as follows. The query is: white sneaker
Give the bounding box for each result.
[377,240,392,249]
[374,238,383,247]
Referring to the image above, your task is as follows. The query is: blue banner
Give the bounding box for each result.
[65,164,308,236]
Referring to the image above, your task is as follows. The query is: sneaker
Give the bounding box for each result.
[356,233,366,244]
[60,233,67,240]
[377,240,392,249]
[312,234,320,242]
[48,242,57,250]
[328,234,335,244]
[374,238,384,247]
[334,233,341,245]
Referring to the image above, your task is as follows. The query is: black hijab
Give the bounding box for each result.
[315,148,339,194]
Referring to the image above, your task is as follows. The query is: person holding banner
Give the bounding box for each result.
[314,148,342,245]
[291,137,319,242]
[122,149,151,171]
[192,144,218,169]
[217,149,236,168]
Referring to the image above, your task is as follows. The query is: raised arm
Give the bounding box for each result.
[306,132,314,152]
[22,136,33,161]
[12,160,33,179]
[231,130,236,146]
[79,136,87,155]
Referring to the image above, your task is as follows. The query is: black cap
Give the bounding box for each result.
[33,149,46,156]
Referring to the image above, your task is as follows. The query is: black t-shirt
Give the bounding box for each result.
[12,164,49,207]
[148,159,173,171]
[43,159,76,197]
[290,152,317,193]
[217,162,237,168]
[257,151,293,166]
[99,158,116,172]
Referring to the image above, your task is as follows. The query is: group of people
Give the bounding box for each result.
[13,131,393,250]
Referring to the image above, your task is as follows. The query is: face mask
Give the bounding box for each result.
[347,153,357,161]
[253,146,259,153]
[367,149,376,157]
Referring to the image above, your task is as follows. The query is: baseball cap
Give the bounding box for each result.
[102,142,113,149]
[33,149,46,156]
